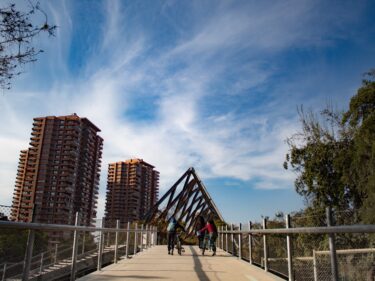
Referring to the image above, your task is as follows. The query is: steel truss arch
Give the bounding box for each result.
[144,167,224,235]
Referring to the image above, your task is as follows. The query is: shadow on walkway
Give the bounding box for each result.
[190,246,210,281]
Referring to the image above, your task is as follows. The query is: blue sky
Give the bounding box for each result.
[0,0,374,223]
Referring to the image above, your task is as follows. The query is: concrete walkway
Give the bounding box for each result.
[78,245,284,281]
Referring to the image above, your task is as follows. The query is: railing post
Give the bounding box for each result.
[70,212,79,281]
[2,263,6,281]
[22,229,35,281]
[218,226,221,249]
[148,226,150,247]
[97,217,105,271]
[248,221,253,264]
[125,221,130,258]
[238,223,242,260]
[39,252,44,273]
[106,232,110,247]
[286,214,294,281]
[82,232,85,255]
[153,226,156,246]
[145,225,148,248]
[140,224,144,251]
[220,226,223,250]
[134,222,138,255]
[326,207,338,281]
[231,224,235,255]
[263,218,268,272]
[114,219,120,263]
[155,226,158,246]
[225,225,228,252]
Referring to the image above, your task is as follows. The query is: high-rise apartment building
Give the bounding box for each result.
[104,159,159,226]
[11,114,103,227]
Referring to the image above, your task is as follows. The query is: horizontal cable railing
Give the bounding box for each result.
[217,207,375,281]
[0,214,158,281]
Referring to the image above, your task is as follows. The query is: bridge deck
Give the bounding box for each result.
[77,245,284,281]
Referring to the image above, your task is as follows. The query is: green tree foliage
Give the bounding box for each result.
[0,1,56,90]
[0,229,47,264]
[284,70,375,223]
[284,106,357,210]
[342,70,375,223]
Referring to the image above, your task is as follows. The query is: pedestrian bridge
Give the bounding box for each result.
[78,245,282,281]
[1,168,375,280]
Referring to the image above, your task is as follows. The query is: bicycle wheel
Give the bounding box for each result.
[177,241,182,255]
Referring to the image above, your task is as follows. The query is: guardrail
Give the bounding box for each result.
[217,207,375,281]
[0,213,157,281]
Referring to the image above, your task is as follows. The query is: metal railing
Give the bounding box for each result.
[217,207,375,281]
[0,214,158,281]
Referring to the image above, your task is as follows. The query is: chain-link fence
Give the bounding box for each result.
[0,217,157,281]
[0,205,12,220]
[218,208,375,281]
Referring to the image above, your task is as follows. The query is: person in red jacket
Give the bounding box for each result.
[198,219,218,256]
[195,216,206,249]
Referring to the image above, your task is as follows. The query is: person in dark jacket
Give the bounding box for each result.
[195,216,205,249]
[198,219,218,256]
[167,217,185,255]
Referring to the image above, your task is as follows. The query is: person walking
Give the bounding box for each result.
[195,216,205,249]
[167,217,185,255]
[198,219,218,256]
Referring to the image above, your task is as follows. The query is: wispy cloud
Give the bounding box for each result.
[0,0,372,219]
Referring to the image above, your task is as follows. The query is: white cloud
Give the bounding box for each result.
[0,0,367,220]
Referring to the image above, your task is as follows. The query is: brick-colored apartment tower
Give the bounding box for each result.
[104,159,159,226]
[11,114,103,227]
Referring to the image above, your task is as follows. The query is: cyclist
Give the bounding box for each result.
[167,217,185,255]
[198,219,218,256]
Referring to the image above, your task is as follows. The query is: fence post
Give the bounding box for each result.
[134,222,138,255]
[70,212,79,281]
[238,223,242,260]
[225,225,228,253]
[263,218,268,272]
[2,263,6,281]
[39,252,44,273]
[114,220,120,263]
[125,221,130,258]
[326,207,338,281]
[97,217,105,271]
[249,221,253,265]
[22,229,35,281]
[286,214,294,281]
[54,243,59,265]
[313,250,318,281]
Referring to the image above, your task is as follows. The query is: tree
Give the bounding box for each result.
[342,70,375,223]
[0,1,56,90]
[284,106,358,210]
[284,70,375,223]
